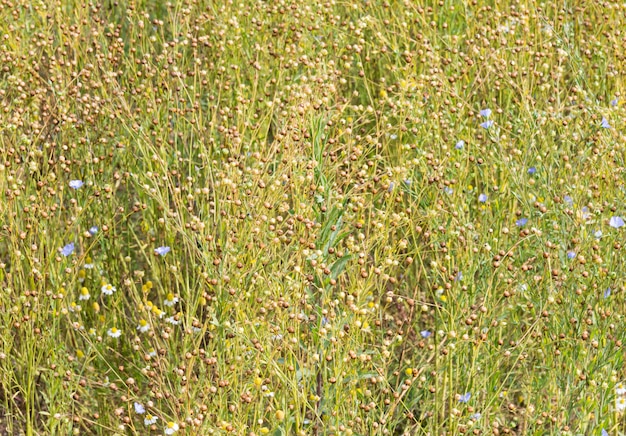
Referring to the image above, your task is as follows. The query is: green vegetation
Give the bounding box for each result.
[1,0,626,434]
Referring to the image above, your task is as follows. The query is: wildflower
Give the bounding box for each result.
[101,283,116,295]
[616,382,626,396]
[478,193,487,203]
[164,422,179,435]
[152,306,165,318]
[107,327,122,338]
[155,246,171,256]
[594,230,603,239]
[616,396,626,413]
[387,182,394,192]
[609,216,624,228]
[455,140,465,150]
[164,293,179,307]
[166,316,180,325]
[144,414,158,426]
[601,117,611,129]
[61,243,75,257]
[459,392,471,403]
[69,180,84,189]
[79,287,90,301]
[134,402,145,414]
[420,330,432,338]
[563,195,573,206]
[611,98,619,107]
[444,187,453,195]
[479,108,491,118]
[137,319,150,333]
[515,218,528,227]
[88,226,98,235]
[605,288,611,298]
[527,167,537,175]
[567,251,576,260]
[454,271,463,282]
[471,412,482,421]
[480,120,494,129]
[602,429,609,436]
[69,302,81,312]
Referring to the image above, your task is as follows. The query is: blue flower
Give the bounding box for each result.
[471,412,482,421]
[594,230,603,239]
[611,98,619,107]
[454,271,463,282]
[388,182,395,192]
[455,140,465,150]
[478,193,488,203]
[567,251,576,260]
[601,117,611,129]
[89,226,98,235]
[420,330,432,338]
[602,429,609,436]
[609,216,624,229]
[604,288,611,298]
[563,195,573,206]
[61,242,75,257]
[515,218,528,227]
[155,246,171,256]
[480,120,494,129]
[444,187,453,195]
[459,392,471,403]
[479,108,492,118]
[527,167,537,175]
[69,180,84,189]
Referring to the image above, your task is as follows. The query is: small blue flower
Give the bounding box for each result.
[480,120,494,129]
[471,412,482,421]
[567,251,576,260]
[563,195,573,206]
[455,140,465,150]
[602,429,609,436]
[134,402,145,414]
[403,179,412,185]
[594,230,603,239]
[609,216,624,229]
[420,330,432,338]
[89,226,98,235]
[611,98,619,107]
[527,167,537,175]
[479,108,491,118]
[69,180,84,189]
[61,242,75,257]
[604,288,611,298]
[515,218,528,227]
[388,182,395,192]
[478,193,488,203]
[455,271,463,282]
[459,392,471,403]
[444,187,453,195]
[601,117,611,129]
[155,246,171,256]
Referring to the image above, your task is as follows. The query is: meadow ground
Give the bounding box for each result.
[1,0,626,435]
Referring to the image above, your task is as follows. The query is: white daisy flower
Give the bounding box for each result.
[107,327,122,338]
[163,293,179,307]
[144,414,158,426]
[137,319,151,333]
[164,422,179,434]
[101,283,116,295]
